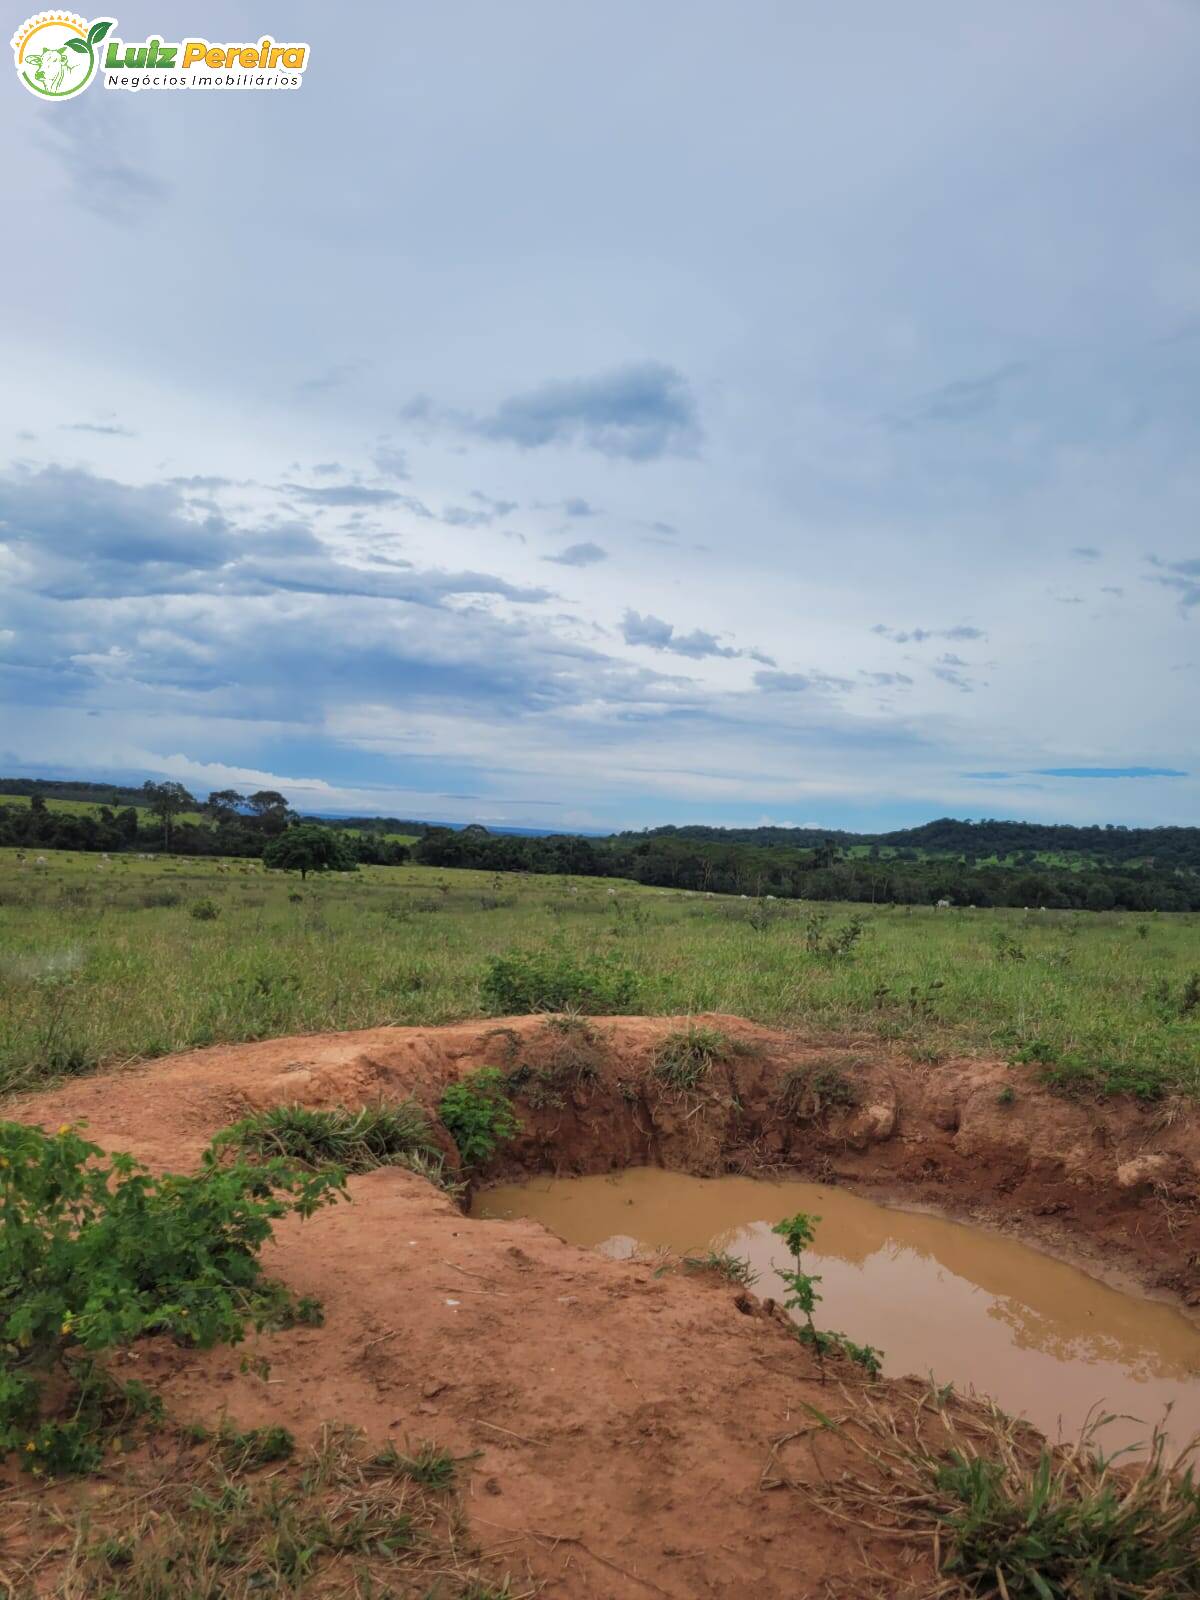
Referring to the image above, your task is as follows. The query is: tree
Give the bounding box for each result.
[204,789,245,827]
[262,825,356,880]
[141,780,195,850]
[247,790,292,836]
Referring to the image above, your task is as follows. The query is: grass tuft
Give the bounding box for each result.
[213,1101,439,1173]
[682,1249,758,1287]
[652,1023,731,1091]
[786,1386,1200,1599]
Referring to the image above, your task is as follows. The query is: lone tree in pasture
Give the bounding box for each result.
[262,824,357,880]
[142,780,196,850]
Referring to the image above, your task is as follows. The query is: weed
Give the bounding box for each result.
[213,1101,439,1174]
[0,1120,343,1473]
[683,1250,758,1287]
[1149,971,1200,1021]
[651,1023,730,1092]
[772,1212,883,1380]
[217,1421,296,1472]
[26,1423,516,1598]
[190,897,220,921]
[482,948,639,1013]
[797,1391,1200,1600]
[438,1068,520,1167]
[777,1059,860,1121]
[993,930,1026,963]
[370,1438,463,1490]
[802,910,867,960]
[502,1017,604,1110]
[997,1085,1016,1106]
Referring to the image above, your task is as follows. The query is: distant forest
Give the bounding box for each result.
[2,779,1198,910]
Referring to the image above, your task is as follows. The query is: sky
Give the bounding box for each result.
[2,0,1199,833]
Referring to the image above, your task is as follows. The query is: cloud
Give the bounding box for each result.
[442,492,519,528]
[1071,545,1101,560]
[61,421,137,438]
[1033,766,1186,779]
[932,664,973,692]
[564,497,597,517]
[860,671,914,688]
[0,462,552,610]
[37,96,167,225]
[545,541,608,567]
[464,362,701,461]
[281,482,410,509]
[1147,555,1200,611]
[621,609,772,663]
[294,363,366,395]
[872,623,985,644]
[371,446,409,480]
[755,669,873,694]
[891,363,1029,427]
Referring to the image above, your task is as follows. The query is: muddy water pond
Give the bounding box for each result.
[473,1168,1200,1453]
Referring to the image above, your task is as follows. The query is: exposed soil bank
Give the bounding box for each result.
[7,1014,1200,1596]
[12,1013,1200,1302]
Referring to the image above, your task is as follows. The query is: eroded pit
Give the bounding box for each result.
[474,1167,1200,1454]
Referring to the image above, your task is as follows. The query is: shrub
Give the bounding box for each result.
[213,1102,439,1174]
[481,949,639,1014]
[190,898,220,921]
[0,1121,344,1472]
[437,1069,520,1168]
[802,911,867,960]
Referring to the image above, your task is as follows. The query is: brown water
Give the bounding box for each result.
[473,1169,1200,1453]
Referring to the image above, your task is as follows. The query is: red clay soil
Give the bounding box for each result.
[6,1014,1200,1597]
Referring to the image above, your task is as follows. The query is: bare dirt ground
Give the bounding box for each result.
[7,1015,1200,1596]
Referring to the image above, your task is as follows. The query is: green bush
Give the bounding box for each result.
[481,948,639,1014]
[189,898,220,922]
[437,1069,520,1168]
[0,1121,344,1472]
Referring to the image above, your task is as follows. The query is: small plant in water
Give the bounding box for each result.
[772,1212,883,1380]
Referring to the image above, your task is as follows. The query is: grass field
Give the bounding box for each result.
[0,848,1197,1101]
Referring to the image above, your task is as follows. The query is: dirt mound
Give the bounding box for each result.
[7,1015,1200,1596]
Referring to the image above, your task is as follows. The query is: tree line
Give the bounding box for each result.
[0,784,409,868]
[412,826,1200,911]
[3,779,1197,909]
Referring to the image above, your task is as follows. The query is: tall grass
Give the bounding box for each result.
[1,850,1198,1100]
